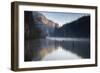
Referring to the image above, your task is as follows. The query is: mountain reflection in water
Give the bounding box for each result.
[24,37,90,61]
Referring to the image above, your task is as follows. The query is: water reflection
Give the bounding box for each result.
[24,38,90,61]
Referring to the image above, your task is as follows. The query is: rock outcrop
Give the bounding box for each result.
[24,11,59,39]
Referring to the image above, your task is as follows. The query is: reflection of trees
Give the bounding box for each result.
[60,39,90,58]
[24,38,90,61]
[24,39,58,61]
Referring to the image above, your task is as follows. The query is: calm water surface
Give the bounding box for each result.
[24,37,90,61]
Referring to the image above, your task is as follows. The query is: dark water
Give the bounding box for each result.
[24,37,90,61]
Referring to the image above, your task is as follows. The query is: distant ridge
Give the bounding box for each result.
[54,16,90,38]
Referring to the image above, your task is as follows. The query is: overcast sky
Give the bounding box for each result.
[40,11,90,27]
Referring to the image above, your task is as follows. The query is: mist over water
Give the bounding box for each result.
[24,37,90,61]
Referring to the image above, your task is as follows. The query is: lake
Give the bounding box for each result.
[24,37,90,61]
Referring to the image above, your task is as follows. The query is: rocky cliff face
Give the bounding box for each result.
[24,11,59,39]
[32,11,59,28]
